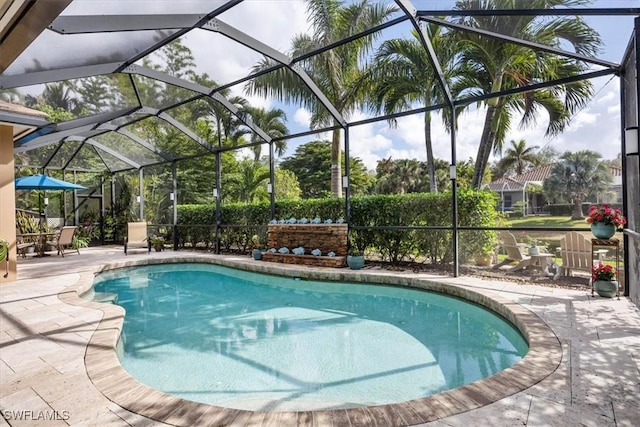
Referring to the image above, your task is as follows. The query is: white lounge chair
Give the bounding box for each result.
[558,231,592,276]
[494,231,531,271]
[124,222,150,255]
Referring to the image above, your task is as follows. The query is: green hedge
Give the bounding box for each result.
[177,190,499,265]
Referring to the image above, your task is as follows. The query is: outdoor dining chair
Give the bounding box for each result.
[46,226,79,257]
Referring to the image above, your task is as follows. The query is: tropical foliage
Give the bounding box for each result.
[7,0,613,259]
[494,139,541,177]
[279,140,372,198]
[177,190,498,263]
[246,0,397,197]
[543,150,612,219]
[366,25,455,193]
[450,0,601,189]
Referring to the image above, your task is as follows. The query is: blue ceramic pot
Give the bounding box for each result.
[594,280,617,298]
[591,222,616,239]
[252,249,263,260]
[347,255,365,270]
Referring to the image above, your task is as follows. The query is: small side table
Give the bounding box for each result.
[529,253,554,280]
[591,238,620,299]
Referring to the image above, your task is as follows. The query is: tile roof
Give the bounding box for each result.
[487,163,622,190]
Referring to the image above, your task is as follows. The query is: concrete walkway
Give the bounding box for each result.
[1,247,638,426]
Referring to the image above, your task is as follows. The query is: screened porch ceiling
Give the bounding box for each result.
[1,0,638,174]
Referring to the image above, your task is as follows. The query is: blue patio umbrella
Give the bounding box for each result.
[14,174,86,191]
[14,174,87,239]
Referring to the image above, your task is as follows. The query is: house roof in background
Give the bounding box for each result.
[492,164,554,185]
[486,163,622,192]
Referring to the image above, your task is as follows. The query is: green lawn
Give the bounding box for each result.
[506,216,588,229]
[499,215,623,269]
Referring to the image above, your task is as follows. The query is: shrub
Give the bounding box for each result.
[176,191,499,263]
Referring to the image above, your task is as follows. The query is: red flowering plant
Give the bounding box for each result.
[585,204,626,229]
[592,264,616,281]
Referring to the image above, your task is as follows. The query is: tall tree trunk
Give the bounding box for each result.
[471,105,498,189]
[424,112,437,193]
[571,198,584,220]
[331,127,342,198]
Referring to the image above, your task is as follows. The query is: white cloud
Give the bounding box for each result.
[185,1,309,100]
[293,108,312,127]
[349,127,393,170]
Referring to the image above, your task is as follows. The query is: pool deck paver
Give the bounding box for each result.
[0,246,639,426]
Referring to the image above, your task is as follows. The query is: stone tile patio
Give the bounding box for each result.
[1,246,638,426]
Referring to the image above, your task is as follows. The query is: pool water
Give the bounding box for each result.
[93,263,528,411]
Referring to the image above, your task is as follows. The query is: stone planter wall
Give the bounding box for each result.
[263,224,348,267]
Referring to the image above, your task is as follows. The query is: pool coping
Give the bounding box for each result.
[59,256,562,427]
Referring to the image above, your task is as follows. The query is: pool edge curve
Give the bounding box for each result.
[59,254,562,427]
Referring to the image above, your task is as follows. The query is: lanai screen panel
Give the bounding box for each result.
[2,0,637,175]
[93,131,166,167]
[3,29,180,76]
[42,138,84,170]
[1,0,232,76]
[124,116,211,159]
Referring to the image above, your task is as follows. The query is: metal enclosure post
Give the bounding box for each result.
[62,170,68,225]
[138,168,144,220]
[73,170,78,225]
[172,161,178,250]
[344,127,351,225]
[621,16,640,296]
[110,173,116,242]
[100,174,105,244]
[215,152,221,254]
[450,105,459,277]
[269,141,275,220]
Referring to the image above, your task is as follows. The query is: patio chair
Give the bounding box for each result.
[124,222,150,255]
[558,231,592,277]
[493,231,531,271]
[46,226,79,257]
[16,233,34,258]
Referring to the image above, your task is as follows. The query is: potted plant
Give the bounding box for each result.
[347,247,365,270]
[586,204,626,239]
[149,235,165,252]
[474,235,497,266]
[251,234,264,260]
[592,264,618,298]
[527,237,540,255]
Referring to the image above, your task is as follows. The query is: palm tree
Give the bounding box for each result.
[0,88,22,103]
[496,138,540,176]
[374,158,427,194]
[24,81,83,114]
[543,150,611,219]
[246,0,397,197]
[450,0,601,189]
[368,24,454,193]
[226,158,271,203]
[241,106,289,161]
[191,74,249,147]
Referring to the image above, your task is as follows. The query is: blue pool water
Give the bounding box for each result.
[93,263,528,411]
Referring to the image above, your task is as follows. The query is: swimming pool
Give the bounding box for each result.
[93,262,528,412]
